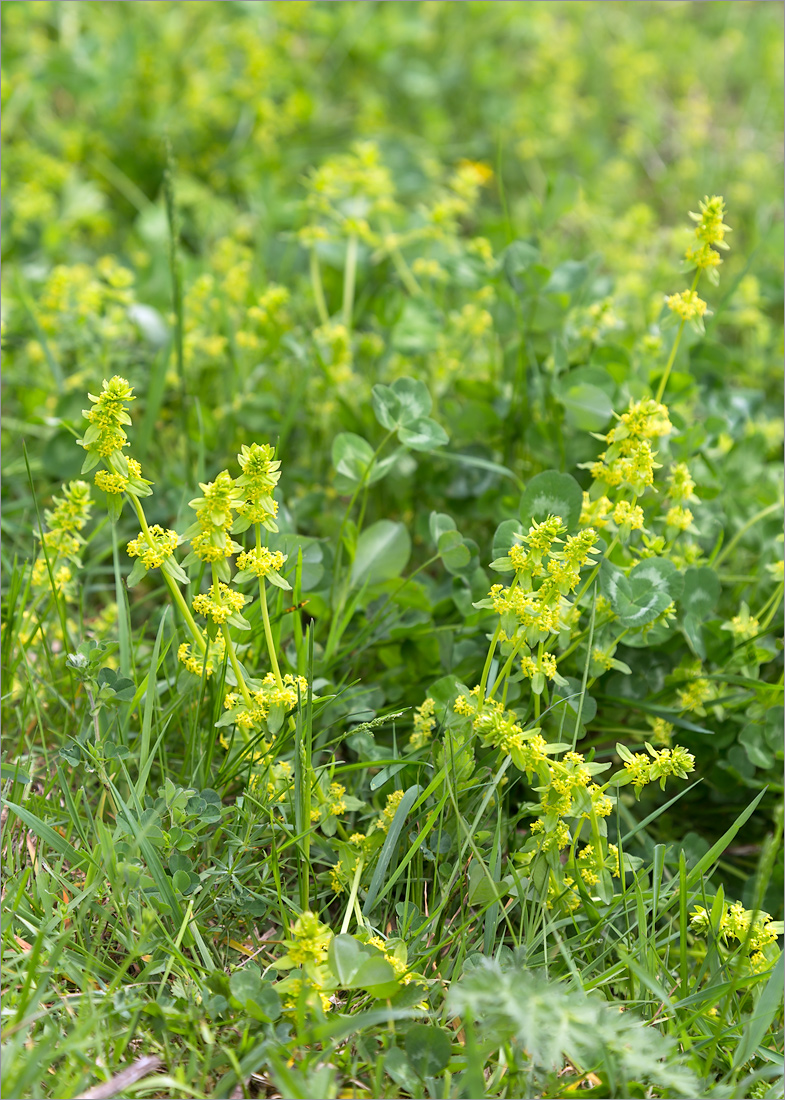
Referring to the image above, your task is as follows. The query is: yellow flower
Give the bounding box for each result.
[409,697,437,749]
[235,546,286,578]
[192,583,246,624]
[666,289,708,322]
[79,376,135,459]
[127,525,179,570]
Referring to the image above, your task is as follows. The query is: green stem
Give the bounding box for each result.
[488,637,527,701]
[130,495,204,650]
[655,270,700,404]
[328,429,395,617]
[712,501,782,568]
[573,536,618,609]
[309,248,329,326]
[341,857,365,934]
[221,623,254,711]
[256,526,283,689]
[479,575,521,702]
[342,233,358,330]
[380,219,422,296]
[758,582,784,633]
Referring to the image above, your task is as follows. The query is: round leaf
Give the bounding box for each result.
[351,520,411,587]
[680,566,721,618]
[559,382,613,432]
[603,558,682,629]
[398,417,449,452]
[404,1024,452,1077]
[332,432,374,484]
[520,470,583,532]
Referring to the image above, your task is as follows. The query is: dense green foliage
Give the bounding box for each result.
[2,4,783,1099]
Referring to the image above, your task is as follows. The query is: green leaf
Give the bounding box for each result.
[0,764,31,784]
[328,934,371,986]
[2,799,95,869]
[739,724,774,770]
[680,566,721,618]
[520,470,583,532]
[602,558,682,629]
[558,382,613,432]
[363,785,421,916]
[438,529,470,574]
[493,519,524,559]
[354,955,399,997]
[172,868,191,894]
[126,558,148,589]
[384,1048,422,1094]
[429,511,456,543]
[405,1024,452,1077]
[372,377,432,429]
[351,520,411,588]
[332,432,374,484]
[398,417,448,452]
[732,952,784,1070]
[229,967,281,1022]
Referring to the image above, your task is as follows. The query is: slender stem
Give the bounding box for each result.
[129,495,204,650]
[328,429,395,617]
[221,623,254,711]
[342,234,358,330]
[655,270,700,404]
[309,248,329,326]
[573,536,618,609]
[341,857,365,935]
[256,526,283,689]
[759,582,784,633]
[479,575,520,702]
[712,501,782,568]
[380,220,422,296]
[488,637,527,701]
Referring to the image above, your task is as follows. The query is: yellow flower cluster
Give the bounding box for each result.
[32,481,93,579]
[588,398,672,495]
[79,375,135,460]
[520,652,558,682]
[666,288,708,322]
[127,525,179,570]
[685,195,731,276]
[667,462,697,504]
[375,790,405,833]
[286,910,332,967]
[327,782,347,816]
[612,500,644,532]
[454,691,550,773]
[488,528,598,648]
[235,546,285,578]
[224,673,309,731]
[409,697,437,749]
[177,631,226,678]
[234,442,281,532]
[185,471,244,563]
[622,743,695,795]
[691,900,780,973]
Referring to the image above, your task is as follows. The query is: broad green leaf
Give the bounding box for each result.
[429,511,456,544]
[558,382,613,432]
[602,558,683,629]
[398,417,448,452]
[520,470,583,532]
[328,934,371,986]
[438,529,470,573]
[351,520,411,587]
[372,377,432,429]
[405,1024,452,1077]
[680,566,721,618]
[332,432,374,483]
[492,518,524,559]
